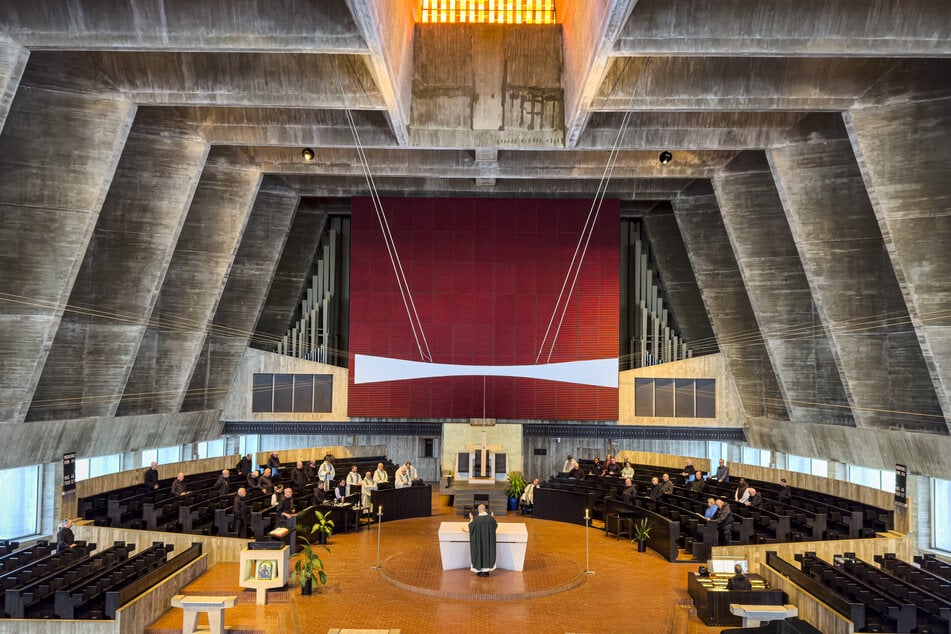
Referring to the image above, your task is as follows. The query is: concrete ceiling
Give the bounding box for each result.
[1,0,950,473]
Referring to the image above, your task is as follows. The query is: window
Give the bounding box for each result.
[252,374,334,413]
[239,435,259,457]
[157,445,181,464]
[0,466,40,539]
[633,378,716,418]
[419,0,556,25]
[786,454,812,475]
[742,447,771,468]
[848,465,896,493]
[934,478,951,553]
[75,454,123,481]
[196,439,225,459]
[708,442,728,467]
[141,449,157,468]
[810,459,828,478]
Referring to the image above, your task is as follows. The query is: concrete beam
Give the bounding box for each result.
[282,175,694,199]
[253,200,330,348]
[846,98,951,432]
[117,152,262,416]
[593,56,899,111]
[410,24,565,149]
[672,182,788,422]
[0,35,28,134]
[24,51,386,109]
[713,152,854,426]
[239,146,738,180]
[640,205,717,348]
[576,111,808,151]
[26,113,209,422]
[0,0,365,53]
[0,86,134,424]
[768,127,947,434]
[3,410,223,470]
[617,0,951,57]
[560,0,636,147]
[346,0,415,145]
[182,177,299,412]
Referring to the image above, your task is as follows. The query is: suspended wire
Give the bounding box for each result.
[330,56,433,363]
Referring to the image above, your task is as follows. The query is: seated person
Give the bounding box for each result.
[744,487,763,508]
[520,478,540,512]
[703,497,717,520]
[246,469,260,490]
[171,472,188,496]
[689,471,706,493]
[313,480,327,505]
[648,476,664,500]
[620,461,635,479]
[711,458,730,483]
[734,478,750,505]
[403,461,419,481]
[621,478,637,503]
[589,458,603,476]
[726,563,751,590]
[334,478,348,502]
[605,458,621,477]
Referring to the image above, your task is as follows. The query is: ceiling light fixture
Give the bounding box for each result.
[658,151,673,165]
[301,147,315,161]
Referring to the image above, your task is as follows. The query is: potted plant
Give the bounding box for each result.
[290,536,329,595]
[505,472,527,512]
[631,517,653,552]
[311,510,335,545]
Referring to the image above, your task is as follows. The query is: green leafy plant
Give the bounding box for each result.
[290,536,329,591]
[631,517,653,543]
[311,510,335,543]
[505,471,527,499]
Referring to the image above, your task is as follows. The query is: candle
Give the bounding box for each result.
[585,508,590,519]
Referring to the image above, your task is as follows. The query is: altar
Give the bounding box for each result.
[437,522,528,571]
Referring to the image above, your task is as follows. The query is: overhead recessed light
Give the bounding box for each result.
[658,151,673,165]
[302,148,315,161]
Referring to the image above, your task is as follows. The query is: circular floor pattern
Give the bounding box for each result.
[379,548,587,601]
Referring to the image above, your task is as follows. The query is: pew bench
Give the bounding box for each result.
[170,594,237,634]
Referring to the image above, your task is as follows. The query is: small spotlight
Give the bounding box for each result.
[658,151,673,165]
[301,147,315,161]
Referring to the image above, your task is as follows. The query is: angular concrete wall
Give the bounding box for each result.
[0,84,134,424]
[846,99,951,433]
[672,182,788,422]
[714,152,853,426]
[769,127,946,434]
[0,36,28,133]
[117,152,262,416]
[27,113,208,421]
[181,177,299,412]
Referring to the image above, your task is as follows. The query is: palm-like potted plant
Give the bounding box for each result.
[505,471,527,512]
[290,536,329,595]
[631,517,653,553]
[312,510,335,545]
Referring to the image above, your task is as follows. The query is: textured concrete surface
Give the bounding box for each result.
[0,1,950,475]
[714,152,853,426]
[117,152,262,416]
[181,177,299,412]
[27,113,208,422]
[769,128,946,434]
[672,183,788,422]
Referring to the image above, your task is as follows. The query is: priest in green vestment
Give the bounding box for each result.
[468,504,498,576]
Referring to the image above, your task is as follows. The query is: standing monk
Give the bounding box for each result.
[468,504,497,577]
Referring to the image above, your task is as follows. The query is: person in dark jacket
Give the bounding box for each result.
[144,462,160,490]
[232,488,248,537]
[57,518,76,552]
[727,563,752,590]
[214,469,230,497]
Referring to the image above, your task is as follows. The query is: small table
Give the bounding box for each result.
[170,595,237,634]
[729,604,799,627]
[438,522,528,571]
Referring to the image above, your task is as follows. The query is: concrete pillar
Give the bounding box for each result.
[117,152,262,416]
[0,85,135,423]
[26,113,209,421]
[672,182,788,422]
[641,207,716,350]
[0,36,28,134]
[182,177,300,411]
[714,152,853,426]
[769,128,946,434]
[845,99,951,432]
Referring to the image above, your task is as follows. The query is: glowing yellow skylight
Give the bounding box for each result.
[419,0,556,25]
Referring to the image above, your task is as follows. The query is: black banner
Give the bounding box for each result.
[63,452,76,493]
[894,463,907,507]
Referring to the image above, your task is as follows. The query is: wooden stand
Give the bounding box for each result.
[238,546,290,605]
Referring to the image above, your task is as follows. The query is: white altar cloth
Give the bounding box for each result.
[438,521,528,571]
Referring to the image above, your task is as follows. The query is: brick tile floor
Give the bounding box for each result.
[148,496,722,634]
